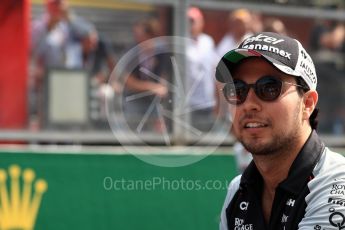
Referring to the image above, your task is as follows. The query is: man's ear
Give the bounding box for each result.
[303,90,318,120]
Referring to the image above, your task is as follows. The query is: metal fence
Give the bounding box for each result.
[11,0,344,146]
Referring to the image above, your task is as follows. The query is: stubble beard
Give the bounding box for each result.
[237,104,302,156]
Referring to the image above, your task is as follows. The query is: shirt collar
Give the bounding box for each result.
[240,130,325,195]
[279,130,324,194]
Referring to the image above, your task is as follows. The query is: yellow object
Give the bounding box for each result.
[31,0,154,11]
[0,165,48,230]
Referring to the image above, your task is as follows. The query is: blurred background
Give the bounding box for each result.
[0,0,344,229]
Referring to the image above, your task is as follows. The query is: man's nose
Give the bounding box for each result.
[242,88,261,112]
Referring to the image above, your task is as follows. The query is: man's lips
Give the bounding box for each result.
[244,122,268,129]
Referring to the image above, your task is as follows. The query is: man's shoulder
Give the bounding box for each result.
[299,149,345,229]
[309,148,345,192]
[313,148,345,178]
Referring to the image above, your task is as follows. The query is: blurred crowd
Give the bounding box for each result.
[30,0,117,130]
[29,0,345,135]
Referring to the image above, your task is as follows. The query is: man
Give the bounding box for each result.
[31,0,70,69]
[186,7,217,131]
[216,32,345,229]
[123,18,169,132]
[216,9,253,58]
[30,0,72,129]
[31,0,103,70]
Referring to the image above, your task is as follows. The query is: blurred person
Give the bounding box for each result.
[186,7,217,132]
[31,0,95,69]
[67,19,117,85]
[30,0,71,129]
[216,9,253,57]
[310,20,345,52]
[30,0,105,128]
[215,9,253,130]
[309,2,344,52]
[71,20,118,123]
[31,0,70,77]
[216,32,345,229]
[263,17,288,35]
[123,18,170,132]
[309,18,344,134]
[249,11,264,34]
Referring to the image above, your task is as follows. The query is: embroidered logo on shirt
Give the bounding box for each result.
[281,214,288,223]
[234,217,253,230]
[330,184,345,196]
[313,225,321,230]
[328,197,345,207]
[239,201,249,211]
[328,207,345,229]
[286,198,295,207]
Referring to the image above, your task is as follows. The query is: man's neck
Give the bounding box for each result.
[253,128,312,223]
[254,128,312,193]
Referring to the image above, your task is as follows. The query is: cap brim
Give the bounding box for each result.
[216,48,300,83]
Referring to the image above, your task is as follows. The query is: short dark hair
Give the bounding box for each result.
[296,77,319,130]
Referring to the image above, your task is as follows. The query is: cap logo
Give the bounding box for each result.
[242,34,284,46]
[299,49,317,84]
[241,34,291,60]
[241,43,291,60]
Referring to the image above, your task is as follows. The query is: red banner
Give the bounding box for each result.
[0,0,29,129]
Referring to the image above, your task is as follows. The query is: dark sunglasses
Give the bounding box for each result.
[222,76,307,105]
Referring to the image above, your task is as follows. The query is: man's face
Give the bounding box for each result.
[46,0,66,20]
[189,17,204,38]
[133,25,149,43]
[230,58,305,156]
[82,31,98,53]
[229,16,251,40]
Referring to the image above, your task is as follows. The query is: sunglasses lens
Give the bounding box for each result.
[256,77,282,101]
[223,80,248,105]
[223,77,284,105]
